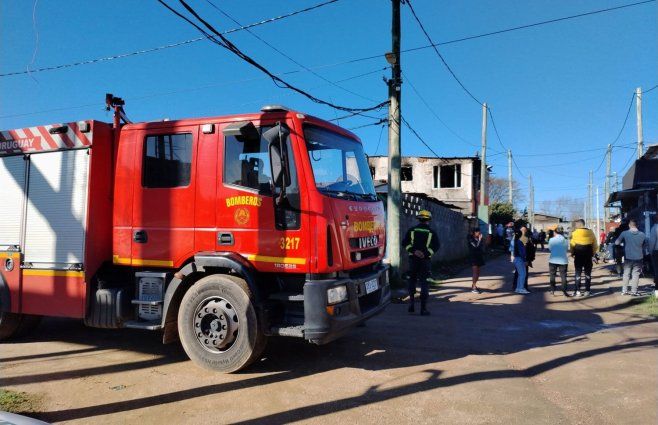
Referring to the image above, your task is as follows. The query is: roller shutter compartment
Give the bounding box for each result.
[24,149,89,266]
[0,156,27,248]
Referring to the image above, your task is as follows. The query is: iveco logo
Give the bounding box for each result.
[348,205,379,213]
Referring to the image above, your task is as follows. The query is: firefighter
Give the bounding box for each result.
[403,209,440,316]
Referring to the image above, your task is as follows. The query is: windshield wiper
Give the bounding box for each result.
[318,189,357,200]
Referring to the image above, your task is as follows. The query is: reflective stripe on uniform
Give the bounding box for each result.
[426,232,434,255]
[407,230,415,252]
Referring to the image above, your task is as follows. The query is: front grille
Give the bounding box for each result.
[351,248,379,262]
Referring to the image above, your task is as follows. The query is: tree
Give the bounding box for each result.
[490,202,516,225]
[489,177,525,207]
[538,196,582,221]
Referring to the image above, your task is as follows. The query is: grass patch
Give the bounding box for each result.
[633,294,658,318]
[0,389,41,414]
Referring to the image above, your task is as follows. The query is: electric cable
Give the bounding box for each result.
[0,0,342,77]
[405,0,482,106]
[204,0,378,103]
[157,0,388,113]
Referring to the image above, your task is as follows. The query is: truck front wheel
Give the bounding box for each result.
[177,274,266,373]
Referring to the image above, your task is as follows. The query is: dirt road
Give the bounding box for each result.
[1,251,656,424]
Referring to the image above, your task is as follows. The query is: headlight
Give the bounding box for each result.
[327,285,348,305]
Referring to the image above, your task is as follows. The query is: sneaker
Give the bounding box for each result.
[579,291,586,297]
[515,289,530,294]
[621,291,629,296]
[471,288,482,294]
[575,291,582,297]
[562,291,571,297]
[583,291,590,297]
[630,292,641,297]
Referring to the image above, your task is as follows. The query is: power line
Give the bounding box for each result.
[0,64,386,120]
[486,108,508,152]
[405,0,482,105]
[204,0,377,103]
[157,0,387,113]
[593,91,636,173]
[402,71,489,151]
[348,118,387,130]
[1,0,342,77]
[4,0,652,80]
[400,116,440,157]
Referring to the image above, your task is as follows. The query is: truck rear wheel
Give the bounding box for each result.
[0,312,41,340]
[177,274,266,373]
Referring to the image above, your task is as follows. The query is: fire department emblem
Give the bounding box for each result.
[234,207,250,225]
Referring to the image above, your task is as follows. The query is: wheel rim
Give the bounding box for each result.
[193,297,239,353]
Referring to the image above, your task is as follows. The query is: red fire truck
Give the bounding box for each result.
[0,96,389,372]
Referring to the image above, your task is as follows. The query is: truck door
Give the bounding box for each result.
[218,122,308,273]
[131,127,197,267]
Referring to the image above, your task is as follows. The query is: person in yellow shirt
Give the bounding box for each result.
[569,219,598,297]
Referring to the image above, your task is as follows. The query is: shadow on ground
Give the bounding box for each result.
[3,254,655,423]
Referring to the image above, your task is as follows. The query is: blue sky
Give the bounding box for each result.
[1,0,656,209]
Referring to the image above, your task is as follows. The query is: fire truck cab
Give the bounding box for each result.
[0,104,389,372]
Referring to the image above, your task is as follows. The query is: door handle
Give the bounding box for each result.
[133,230,148,243]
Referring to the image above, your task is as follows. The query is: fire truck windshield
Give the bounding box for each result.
[304,125,377,201]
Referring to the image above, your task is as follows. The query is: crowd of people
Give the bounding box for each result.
[503,216,658,297]
[404,210,658,315]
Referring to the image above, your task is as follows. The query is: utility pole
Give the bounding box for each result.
[596,184,601,238]
[479,102,488,234]
[385,0,402,283]
[589,170,594,228]
[507,149,513,204]
[528,174,534,228]
[604,144,611,224]
[636,87,643,159]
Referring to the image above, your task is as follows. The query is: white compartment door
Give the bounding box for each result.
[24,149,89,266]
[0,156,27,247]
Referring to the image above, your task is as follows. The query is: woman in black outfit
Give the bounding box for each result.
[468,228,485,293]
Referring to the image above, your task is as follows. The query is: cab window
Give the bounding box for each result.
[142,133,193,188]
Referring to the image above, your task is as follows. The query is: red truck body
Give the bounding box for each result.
[0,106,389,371]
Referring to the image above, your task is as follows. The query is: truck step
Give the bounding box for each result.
[270,325,304,338]
[268,292,304,302]
[131,299,163,306]
[124,320,162,330]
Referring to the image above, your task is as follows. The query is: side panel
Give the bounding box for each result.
[21,270,85,317]
[23,149,89,266]
[194,127,218,252]
[130,127,198,268]
[0,251,21,313]
[0,155,27,247]
[112,128,136,266]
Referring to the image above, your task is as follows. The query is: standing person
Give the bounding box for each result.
[496,223,504,247]
[538,229,546,250]
[402,210,440,315]
[613,221,630,278]
[505,223,514,250]
[511,226,534,291]
[615,219,647,296]
[569,219,598,297]
[468,228,485,294]
[649,215,658,297]
[548,226,570,297]
[599,230,606,250]
[512,229,530,294]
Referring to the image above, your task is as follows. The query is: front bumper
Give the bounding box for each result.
[303,263,390,345]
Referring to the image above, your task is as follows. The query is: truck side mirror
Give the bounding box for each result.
[269,143,284,186]
[264,124,291,188]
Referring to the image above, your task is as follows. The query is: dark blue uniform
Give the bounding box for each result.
[402,223,440,313]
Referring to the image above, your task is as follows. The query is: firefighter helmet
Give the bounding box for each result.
[417,210,432,220]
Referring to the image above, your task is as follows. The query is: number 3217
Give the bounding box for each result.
[280,237,301,250]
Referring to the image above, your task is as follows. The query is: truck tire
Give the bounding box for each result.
[178,274,267,373]
[0,312,41,340]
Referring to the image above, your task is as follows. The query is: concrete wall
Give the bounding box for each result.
[399,193,473,271]
[369,156,477,214]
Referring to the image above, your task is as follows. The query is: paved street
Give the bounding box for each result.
[1,251,656,424]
